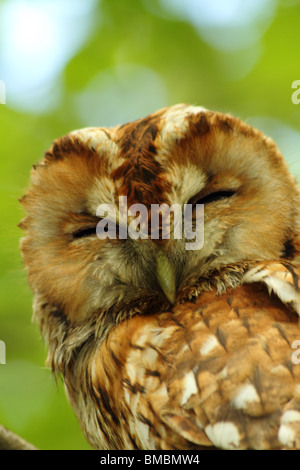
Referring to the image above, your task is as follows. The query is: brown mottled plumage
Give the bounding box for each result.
[20,104,300,449]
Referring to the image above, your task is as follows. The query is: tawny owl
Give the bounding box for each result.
[19,104,300,450]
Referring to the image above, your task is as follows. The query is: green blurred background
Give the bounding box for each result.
[0,0,299,450]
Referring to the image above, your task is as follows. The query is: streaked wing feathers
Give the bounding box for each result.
[89,268,300,450]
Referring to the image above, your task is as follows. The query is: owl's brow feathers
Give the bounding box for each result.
[112,112,172,208]
[42,105,222,207]
[43,104,270,189]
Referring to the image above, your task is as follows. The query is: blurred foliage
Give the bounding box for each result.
[0,0,299,450]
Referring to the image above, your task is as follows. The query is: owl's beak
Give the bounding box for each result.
[156,249,176,304]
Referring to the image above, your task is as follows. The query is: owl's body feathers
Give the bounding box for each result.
[20,104,300,449]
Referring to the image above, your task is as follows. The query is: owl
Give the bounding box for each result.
[19,104,300,450]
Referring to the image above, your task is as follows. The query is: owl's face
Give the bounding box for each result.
[20,104,299,332]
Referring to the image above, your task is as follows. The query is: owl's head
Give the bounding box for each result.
[20,104,300,364]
